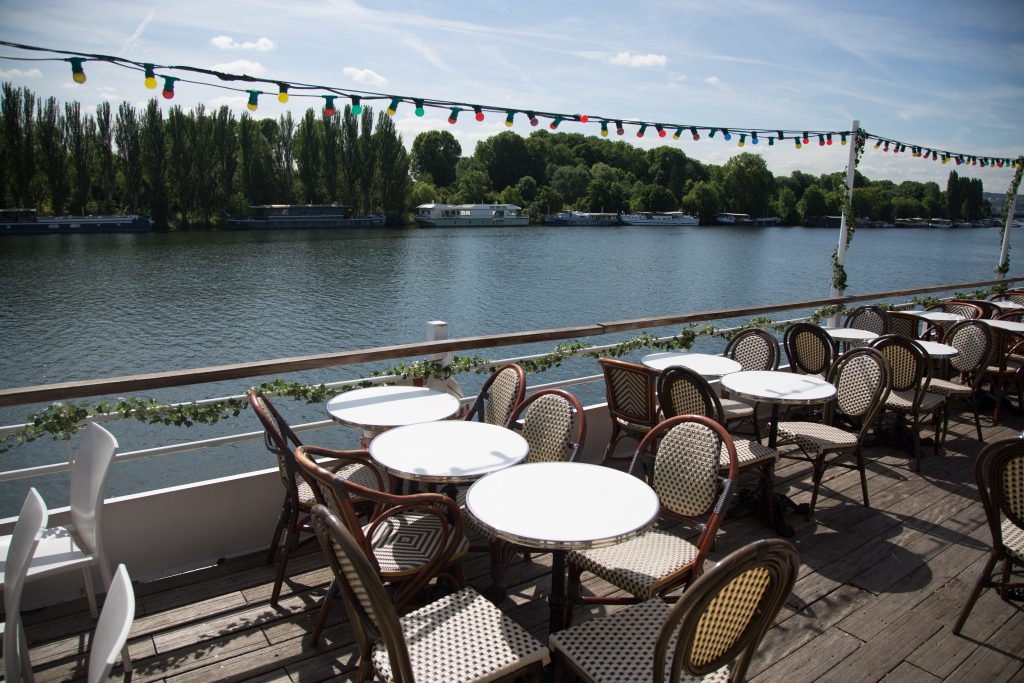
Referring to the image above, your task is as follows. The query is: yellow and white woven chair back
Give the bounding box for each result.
[521,392,576,463]
[946,320,992,374]
[834,348,887,418]
[729,330,777,371]
[872,336,923,392]
[486,366,524,426]
[846,306,889,335]
[652,421,721,518]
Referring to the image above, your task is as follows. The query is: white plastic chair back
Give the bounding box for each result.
[4,488,49,683]
[88,564,135,683]
[70,423,118,556]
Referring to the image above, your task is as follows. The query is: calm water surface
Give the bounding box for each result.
[0,224,1014,514]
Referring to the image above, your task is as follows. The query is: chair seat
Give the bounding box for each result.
[367,511,470,577]
[371,586,549,681]
[986,357,1023,376]
[722,439,777,470]
[885,389,945,413]
[298,462,383,508]
[776,422,857,455]
[615,416,656,434]
[720,398,754,419]
[926,377,973,397]
[0,525,93,585]
[1004,519,1024,562]
[568,529,699,601]
[549,598,730,683]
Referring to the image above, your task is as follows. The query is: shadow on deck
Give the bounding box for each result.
[12,410,1024,682]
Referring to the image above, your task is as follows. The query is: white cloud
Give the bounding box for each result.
[608,52,668,68]
[210,35,275,51]
[342,67,387,87]
[211,60,268,76]
[119,9,155,56]
[0,68,43,78]
[704,75,735,95]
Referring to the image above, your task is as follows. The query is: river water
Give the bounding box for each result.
[0,224,1013,514]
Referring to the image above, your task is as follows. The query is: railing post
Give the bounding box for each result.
[426,320,463,398]
[830,119,859,326]
[998,193,1017,279]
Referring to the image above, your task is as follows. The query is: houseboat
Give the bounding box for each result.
[543,210,619,226]
[414,203,530,228]
[0,208,153,235]
[715,212,754,225]
[226,204,385,230]
[619,211,699,226]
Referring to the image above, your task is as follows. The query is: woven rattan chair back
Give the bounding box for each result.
[928,301,983,320]
[249,390,302,487]
[887,311,942,342]
[826,347,890,439]
[951,299,999,319]
[656,365,724,423]
[996,290,1024,306]
[844,305,890,335]
[783,322,836,376]
[944,320,994,377]
[870,335,927,393]
[466,363,526,426]
[508,389,587,463]
[996,308,1024,323]
[724,328,780,371]
[600,357,659,427]
[653,538,800,682]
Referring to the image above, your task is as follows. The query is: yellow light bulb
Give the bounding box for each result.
[278,92,289,103]
[73,71,86,84]
[247,102,258,112]
[144,76,157,89]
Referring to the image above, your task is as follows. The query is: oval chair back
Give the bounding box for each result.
[870,334,928,394]
[598,357,659,463]
[724,328,780,371]
[844,305,890,335]
[69,422,118,559]
[4,488,48,683]
[945,319,994,379]
[826,347,890,439]
[887,311,943,342]
[248,390,303,493]
[783,322,836,377]
[656,365,724,423]
[928,301,983,320]
[507,389,587,463]
[465,363,526,426]
[951,299,999,319]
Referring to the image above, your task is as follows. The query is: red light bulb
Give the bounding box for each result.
[579,114,589,123]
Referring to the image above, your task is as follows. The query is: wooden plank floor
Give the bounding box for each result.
[12,409,1024,682]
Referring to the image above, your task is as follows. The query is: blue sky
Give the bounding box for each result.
[2,0,1022,191]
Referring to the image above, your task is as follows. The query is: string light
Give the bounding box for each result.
[505,111,515,127]
[143,64,157,89]
[474,106,484,121]
[709,128,717,138]
[673,126,683,140]
[802,132,810,144]
[414,99,425,116]
[579,114,589,123]
[161,76,177,99]
[655,124,666,138]
[526,111,539,126]
[795,138,802,149]
[840,133,848,145]
[777,131,785,141]
[350,96,362,115]
[550,116,562,130]
[67,57,86,84]
[322,95,336,116]
[277,83,289,103]
[600,121,609,137]
[447,107,461,124]
[637,123,647,138]
[722,128,732,141]
[826,134,833,145]
[818,134,825,146]
[751,132,759,145]
[690,126,700,140]
[768,137,775,146]
[386,98,400,116]
[615,120,625,135]
[246,90,259,112]
[738,134,746,147]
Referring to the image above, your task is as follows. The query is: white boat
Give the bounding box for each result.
[414,203,529,228]
[715,212,753,225]
[619,211,699,226]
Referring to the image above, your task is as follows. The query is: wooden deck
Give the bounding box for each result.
[14,410,1024,682]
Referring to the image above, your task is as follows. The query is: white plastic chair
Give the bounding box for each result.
[3,488,49,683]
[0,423,118,617]
[88,564,135,683]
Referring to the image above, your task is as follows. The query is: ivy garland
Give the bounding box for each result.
[996,157,1024,275]
[831,129,868,293]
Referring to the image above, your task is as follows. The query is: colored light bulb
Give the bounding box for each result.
[777,130,785,141]
[826,134,833,145]
[637,123,647,138]
[246,90,259,112]
[656,125,666,138]
[161,76,177,99]
[600,121,609,137]
[768,137,775,146]
[504,111,515,127]
[448,107,461,124]
[579,114,589,123]
[738,134,745,147]
[942,155,950,164]
[615,120,624,135]
[474,106,484,122]
[277,84,289,104]
[68,58,86,84]
[673,127,682,140]
[795,139,802,149]
[751,132,759,145]
[874,140,882,149]
[323,96,337,117]
[527,111,538,126]
[802,132,809,144]
[386,98,400,116]
[818,135,825,146]
[722,128,731,141]
[144,64,157,89]
[350,96,362,115]
[840,133,848,145]
[550,116,562,130]
[414,99,425,117]
[690,126,700,140]
[709,128,717,138]
[883,142,889,151]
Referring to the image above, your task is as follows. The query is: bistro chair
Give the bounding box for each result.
[464,363,526,426]
[0,423,118,620]
[657,365,777,524]
[888,310,943,342]
[952,437,1024,635]
[87,564,135,683]
[925,319,994,442]
[724,327,781,440]
[565,415,739,625]
[844,305,891,335]
[950,298,999,319]
[869,335,946,472]
[309,505,549,682]
[783,322,836,378]
[776,347,890,518]
[927,301,983,320]
[598,357,660,465]
[991,290,1024,305]
[295,445,469,646]
[3,488,48,683]
[983,317,1024,425]
[550,538,799,683]
[248,390,381,605]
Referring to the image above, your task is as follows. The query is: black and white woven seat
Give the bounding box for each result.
[566,416,739,624]
[783,322,836,379]
[465,363,526,426]
[925,320,994,442]
[310,505,549,682]
[551,539,799,683]
[776,347,889,518]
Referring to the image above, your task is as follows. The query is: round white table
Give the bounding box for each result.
[720,370,837,448]
[640,352,742,377]
[369,421,528,484]
[991,300,1024,310]
[326,385,461,431]
[916,310,964,323]
[821,327,879,342]
[466,462,659,633]
[983,318,1024,334]
[915,340,959,358]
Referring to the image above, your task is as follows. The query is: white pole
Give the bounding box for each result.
[830,119,859,325]
[426,320,463,397]
[998,193,1017,279]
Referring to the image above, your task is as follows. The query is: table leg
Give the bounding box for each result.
[768,403,781,448]
[549,549,566,634]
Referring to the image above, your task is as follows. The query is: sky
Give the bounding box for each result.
[1,0,1023,191]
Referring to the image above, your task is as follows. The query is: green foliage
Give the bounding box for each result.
[720,153,775,218]
[410,129,461,187]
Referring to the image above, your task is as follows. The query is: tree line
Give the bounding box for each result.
[0,83,992,228]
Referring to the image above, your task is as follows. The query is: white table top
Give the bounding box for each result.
[915,310,964,323]
[640,352,742,377]
[991,300,1024,310]
[915,340,959,358]
[326,385,461,430]
[720,370,836,406]
[465,462,659,550]
[982,318,1024,334]
[821,327,879,342]
[369,421,528,483]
